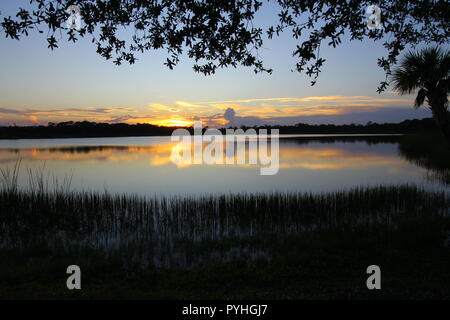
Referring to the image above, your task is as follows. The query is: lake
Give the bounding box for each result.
[0,134,448,195]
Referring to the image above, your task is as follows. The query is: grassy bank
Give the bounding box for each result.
[1,184,450,299]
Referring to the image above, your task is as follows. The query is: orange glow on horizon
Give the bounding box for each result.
[154,119,194,127]
[122,117,194,127]
[0,95,416,127]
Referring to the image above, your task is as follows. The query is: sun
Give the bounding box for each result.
[151,118,193,127]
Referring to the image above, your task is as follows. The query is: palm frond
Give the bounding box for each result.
[414,88,427,108]
[391,66,420,94]
[391,46,450,98]
[391,50,423,94]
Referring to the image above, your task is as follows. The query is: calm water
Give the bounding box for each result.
[0,135,447,195]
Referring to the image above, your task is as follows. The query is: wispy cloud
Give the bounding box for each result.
[197,96,412,105]
[0,95,421,127]
[0,106,139,125]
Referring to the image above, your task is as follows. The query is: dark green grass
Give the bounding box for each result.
[1,184,450,299]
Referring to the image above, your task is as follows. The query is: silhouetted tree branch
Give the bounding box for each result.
[1,0,448,91]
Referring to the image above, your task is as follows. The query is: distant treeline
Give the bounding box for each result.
[0,118,439,139]
[0,121,174,139]
[228,118,439,135]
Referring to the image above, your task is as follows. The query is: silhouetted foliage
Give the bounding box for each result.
[0,118,439,139]
[1,1,448,90]
[232,117,439,135]
[391,47,450,144]
[0,121,174,139]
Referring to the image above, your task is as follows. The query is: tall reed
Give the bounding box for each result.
[1,180,448,269]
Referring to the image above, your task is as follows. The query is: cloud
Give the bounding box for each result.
[0,95,422,127]
[26,115,40,125]
[217,105,432,127]
[0,106,141,125]
[0,106,136,116]
[107,115,137,123]
[224,108,236,126]
[0,108,19,114]
[174,101,205,108]
[148,95,417,127]
[200,96,413,105]
[208,103,251,111]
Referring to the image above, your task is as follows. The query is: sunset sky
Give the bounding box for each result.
[0,1,432,127]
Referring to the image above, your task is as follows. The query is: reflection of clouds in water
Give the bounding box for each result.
[279,146,406,170]
[1,140,409,171]
[0,145,174,164]
[1,137,447,195]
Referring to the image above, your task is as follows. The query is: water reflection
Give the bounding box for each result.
[398,134,450,185]
[0,135,447,194]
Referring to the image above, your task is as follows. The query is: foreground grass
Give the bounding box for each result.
[1,185,450,299]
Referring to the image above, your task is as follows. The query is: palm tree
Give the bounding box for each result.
[391,47,450,144]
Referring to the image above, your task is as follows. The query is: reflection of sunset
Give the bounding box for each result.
[278,146,405,170]
[0,138,437,197]
[0,140,408,171]
[0,145,172,164]
[168,143,407,170]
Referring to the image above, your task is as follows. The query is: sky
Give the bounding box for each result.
[0,1,433,127]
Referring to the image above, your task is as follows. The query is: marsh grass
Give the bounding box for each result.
[1,160,450,298]
[0,158,21,193]
[1,173,449,270]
